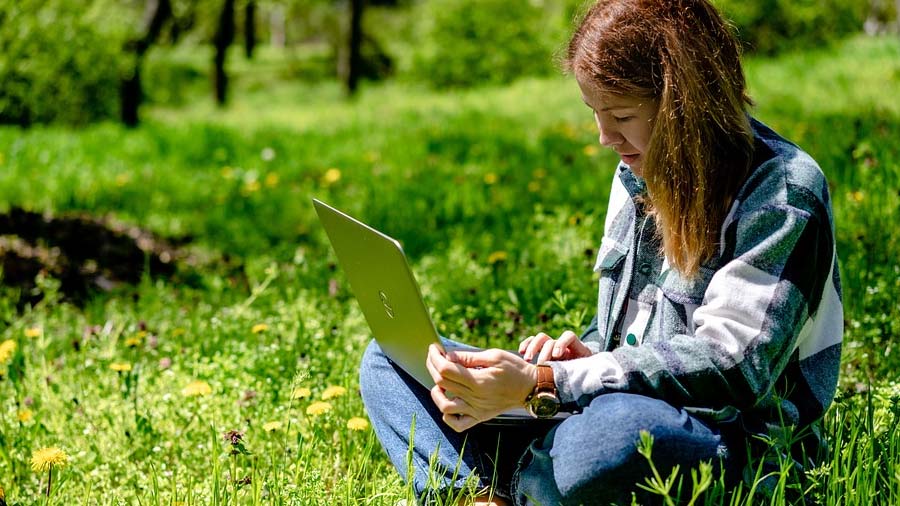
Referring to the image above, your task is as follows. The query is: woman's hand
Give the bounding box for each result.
[426,344,537,432]
[519,330,593,363]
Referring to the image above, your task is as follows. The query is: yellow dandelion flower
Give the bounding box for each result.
[172,328,186,336]
[264,173,280,188]
[0,339,16,363]
[110,362,132,372]
[291,387,312,400]
[18,409,33,423]
[322,168,342,186]
[527,181,541,193]
[347,417,369,431]
[487,251,508,265]
[251,323,269,334]
[182,380,212,397]
[483,173,498,185]
[30,447,68,472]
[262,421,282,432]
[25,327,42,338]
[124,337,142,347]
[306,401,332,416]
[244,180,261,193]
[321,386,347,400]
[583,144,599,157]
[849,190,864,203]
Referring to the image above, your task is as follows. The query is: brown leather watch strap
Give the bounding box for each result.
[535,364,556,393]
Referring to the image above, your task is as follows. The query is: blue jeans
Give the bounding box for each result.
[359,340,745,505]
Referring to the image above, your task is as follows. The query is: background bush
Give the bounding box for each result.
[712,0,871,54]
[0,0,126,126]
[405,0,567,88]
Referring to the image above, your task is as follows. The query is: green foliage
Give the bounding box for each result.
[0,0,127,126]
[712,0,870,55]
[406,0,565,88]
[0,35,898,504]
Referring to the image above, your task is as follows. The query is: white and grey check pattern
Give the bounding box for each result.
[549,119,842,455]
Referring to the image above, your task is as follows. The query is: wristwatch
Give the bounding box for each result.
[525,364,560,418]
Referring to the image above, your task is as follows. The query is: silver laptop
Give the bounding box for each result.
[313,199,568,423]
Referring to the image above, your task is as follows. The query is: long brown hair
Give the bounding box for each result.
[565,0,754,277]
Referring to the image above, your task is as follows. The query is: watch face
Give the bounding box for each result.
[529,392,560,418]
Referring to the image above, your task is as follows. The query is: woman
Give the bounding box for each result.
[360,0,842,504]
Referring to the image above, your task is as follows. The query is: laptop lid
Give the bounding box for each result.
[313,198,440,388]
[313,199,571,424]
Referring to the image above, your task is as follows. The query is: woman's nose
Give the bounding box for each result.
[599,127,622,147]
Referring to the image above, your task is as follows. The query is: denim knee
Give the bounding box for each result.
[514,393,727,505]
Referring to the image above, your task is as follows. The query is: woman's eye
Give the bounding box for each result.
[615,116,634,123]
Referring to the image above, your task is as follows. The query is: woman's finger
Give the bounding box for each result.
[426,345,476,395]
[524,332,552,361]
[537,340,556,364]
[443,412,478,433]
[554,330,579,358]
[518,335,535,354]
[430,385,472,416]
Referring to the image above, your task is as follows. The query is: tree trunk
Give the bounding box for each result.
[213,0,236,106]
[346,0,364,95]
[120,67,142,128]
[244,0,257,59]
[896,0,900,32]
[120,0,173,127]
[269,4,285,48]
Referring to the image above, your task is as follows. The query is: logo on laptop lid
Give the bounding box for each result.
[379,290,395,319]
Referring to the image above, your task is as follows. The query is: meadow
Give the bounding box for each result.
[1,35,899,505]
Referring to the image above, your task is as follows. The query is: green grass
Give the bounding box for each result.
[1,34,899,504]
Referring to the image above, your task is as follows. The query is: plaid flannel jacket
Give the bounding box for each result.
[549,119,843,449]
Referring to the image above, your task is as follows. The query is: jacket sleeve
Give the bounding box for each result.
[549,201,836,412]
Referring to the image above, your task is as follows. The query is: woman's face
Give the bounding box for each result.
[576,74,659,176]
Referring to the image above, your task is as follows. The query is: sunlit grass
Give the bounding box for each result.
[0,34,898,504]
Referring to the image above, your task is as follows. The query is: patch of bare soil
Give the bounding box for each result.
[0,207,230,308]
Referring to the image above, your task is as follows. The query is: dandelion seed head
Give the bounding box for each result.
[31,447,68,472]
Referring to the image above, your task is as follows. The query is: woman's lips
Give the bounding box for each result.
[620,153,639,165]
